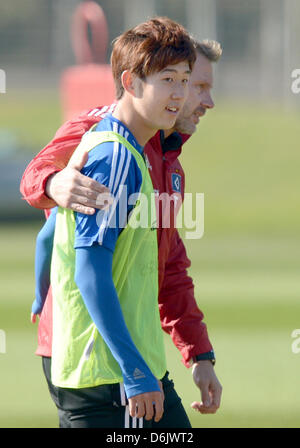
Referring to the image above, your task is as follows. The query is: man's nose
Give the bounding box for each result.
[202,93,214,109]
[171,82,186,99]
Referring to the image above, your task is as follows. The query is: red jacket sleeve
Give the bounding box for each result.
[19,109,104,209]
[158,229,213,367]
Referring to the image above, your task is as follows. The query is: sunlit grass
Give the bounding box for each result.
[1,224,300,428]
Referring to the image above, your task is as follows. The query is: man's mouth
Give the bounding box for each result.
[193,114,200,124]
[166,105,180,114]
[193,108,206,123]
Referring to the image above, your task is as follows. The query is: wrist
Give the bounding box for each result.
[124,375,160,399]
[45,172,59,199]
[189,350,216,367]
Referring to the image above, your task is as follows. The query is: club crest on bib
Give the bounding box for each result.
[171,173,182,193]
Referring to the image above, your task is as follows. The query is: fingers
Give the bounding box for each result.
[67,188,113,215]
[129,399,146,420]
[72,184,113,205]
[191,400,219,414]
[153,394,164,422]
[70,173,110,202]
[211,382,222,409]
[193,391,221,414]
[68,203,96,215]
[31,313,37,324]
[46,167,113,214]
[158,380,165,403]
[128,391,164,422]
[191,381,222,414]
[72,171,109,194]
[68,150,89,171]
[191,360,222,415]
[200,385,211,408]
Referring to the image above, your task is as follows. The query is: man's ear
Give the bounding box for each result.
[121,70,143,97]
[121,70,135,95]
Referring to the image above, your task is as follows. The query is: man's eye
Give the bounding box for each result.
[163,77,173,82]
[182,79,189,84]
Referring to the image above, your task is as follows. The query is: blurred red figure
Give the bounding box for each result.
[60,1,115,121]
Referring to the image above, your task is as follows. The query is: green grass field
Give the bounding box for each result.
[0,92,300,427]
[1,226,300,428]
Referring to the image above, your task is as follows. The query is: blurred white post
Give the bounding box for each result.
[283,0,300,110]
[185,0,217,40]
[0,69,6,93]
[123,0,156,29]
[259,0,284,101]
[185,0,219,95]
[283,0,292,109]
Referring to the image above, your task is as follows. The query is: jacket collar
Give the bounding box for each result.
[159,130,191,156]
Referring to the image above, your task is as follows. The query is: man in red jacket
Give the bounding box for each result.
[21,40,222,422]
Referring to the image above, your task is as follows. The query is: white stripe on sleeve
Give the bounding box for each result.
[97,121,133,244]
[106,149,131,228]
[87,108,100,117]
[97,137,119,245]
[95,105,109,117]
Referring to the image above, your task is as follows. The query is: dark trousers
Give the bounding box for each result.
[42,356,191,428]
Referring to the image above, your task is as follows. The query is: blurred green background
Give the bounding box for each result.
[1,90,300,428]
